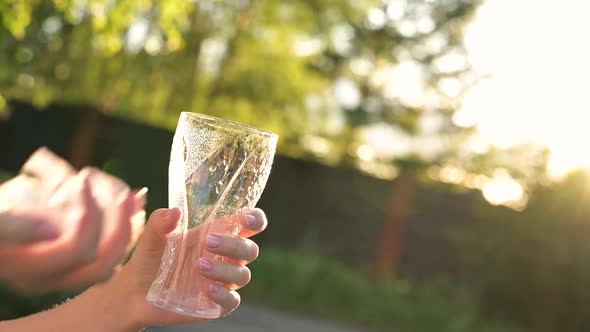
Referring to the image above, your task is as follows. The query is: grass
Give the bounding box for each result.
[242,248,520,332]
[0,184,519,332]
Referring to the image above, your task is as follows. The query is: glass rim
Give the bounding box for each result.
[181,112,278,139]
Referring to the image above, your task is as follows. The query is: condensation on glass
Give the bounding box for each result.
[146,112,277,318]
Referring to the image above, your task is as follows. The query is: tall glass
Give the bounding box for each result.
[146,112,277,318]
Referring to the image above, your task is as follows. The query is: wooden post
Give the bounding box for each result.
[374,169,417,280]
[69,108,103,169]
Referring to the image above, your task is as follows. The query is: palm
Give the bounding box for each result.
[113,208,265,328]
[115,261,206,326]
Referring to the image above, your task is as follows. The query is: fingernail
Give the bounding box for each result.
[245,213,258,229]
[209,283,221,295]
[133,188,148,209]
[199,258,213,272]
[35,222,60,240]
[206,234,221,249]
[135,187,148,198]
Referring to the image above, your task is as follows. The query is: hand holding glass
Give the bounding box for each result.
[146,112,277,318]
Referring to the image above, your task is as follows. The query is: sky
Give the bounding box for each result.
[352,0,590,206]
[460,0,590,178]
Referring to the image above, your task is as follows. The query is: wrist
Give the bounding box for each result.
[0,273,144,332]
[81,274,143,332]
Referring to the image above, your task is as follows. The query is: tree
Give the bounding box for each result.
[1,0,549,278]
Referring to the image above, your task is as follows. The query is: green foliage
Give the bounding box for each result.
[0,0,488,171]
[0,284,76,320]
[451,170,590,332]
[243,248,520,332]
[100,159,126,179]
[3,0,553,208]
[0,1,566,329]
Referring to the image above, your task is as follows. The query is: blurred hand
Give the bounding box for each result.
[0,148,146,293]
[108,207,267,328]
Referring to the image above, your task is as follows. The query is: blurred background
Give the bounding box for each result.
[1,0,589,331]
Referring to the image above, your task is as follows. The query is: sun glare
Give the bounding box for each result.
[482,170,526,210]
[462,0,590,178]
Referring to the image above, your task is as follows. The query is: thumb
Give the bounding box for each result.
[0,212,60,245]
[131,208,181,263]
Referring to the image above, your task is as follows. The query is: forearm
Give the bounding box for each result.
[0,281,141,332]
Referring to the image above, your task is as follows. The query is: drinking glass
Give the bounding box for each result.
[146,112,277,318]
